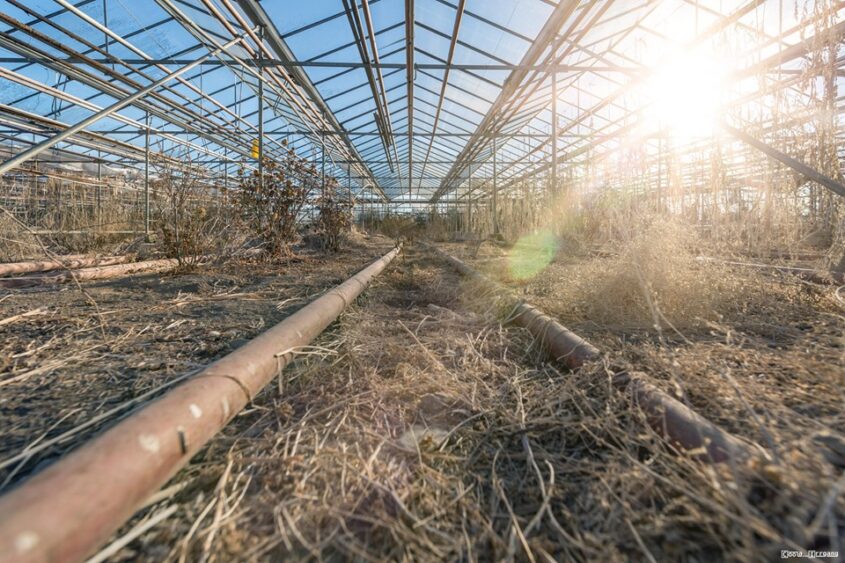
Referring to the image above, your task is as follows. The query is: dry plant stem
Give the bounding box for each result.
[139,482,192,512]
[0,342,106,389]
[0,205,108,340]
[0,306,47,326]
[86,505,178,563]
[176,496,217,563]
[0,409,80,490]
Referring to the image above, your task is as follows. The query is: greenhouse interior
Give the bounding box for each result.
[0,0,844,561]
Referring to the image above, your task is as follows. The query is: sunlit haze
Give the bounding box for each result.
[641,52,727,139]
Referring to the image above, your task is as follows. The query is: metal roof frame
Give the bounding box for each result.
[0,0,843,206]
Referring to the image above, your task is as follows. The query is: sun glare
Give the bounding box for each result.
[642,52,726,139]
[507,230,559,281]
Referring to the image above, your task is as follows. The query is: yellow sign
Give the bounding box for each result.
[250,139,260,159]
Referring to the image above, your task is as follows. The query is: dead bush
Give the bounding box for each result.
[314,179,352,252]
[237,146,316,259]
[578,220,737,329]
[506,218,753,331]
[154,160,239,266]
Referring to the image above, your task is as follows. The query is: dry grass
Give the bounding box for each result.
[427,226,844,561]
[74,247,840,562]
[0,212,40,261]
[2,237,842,561]
[447,219,830,335]
[549,220,750,330]
[1,173,145,256]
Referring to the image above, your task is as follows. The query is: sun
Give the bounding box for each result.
[641,52,727,139]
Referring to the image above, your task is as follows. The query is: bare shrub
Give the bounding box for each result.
[579,220,735,329]
[237,147,316,259]
[314,179,352,252]
[154,160,239,266]
[514,218,752,331]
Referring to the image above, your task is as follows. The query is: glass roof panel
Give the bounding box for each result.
[1,0,841,203]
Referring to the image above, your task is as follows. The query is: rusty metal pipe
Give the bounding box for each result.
[0,244,401,562]
[613,372,752,463]
[423,243,756,463]
[420,243,599,370]
[0,257,184,289]
[0,254,132,277]
[509,302,601,370]
[0,249,264,289]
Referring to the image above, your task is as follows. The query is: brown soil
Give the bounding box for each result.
[1,235,843,561]
[0,235,395,488]
[435,236,845,444]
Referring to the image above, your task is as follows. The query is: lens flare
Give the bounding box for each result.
[507,231,559,281]
[642,52,726,139]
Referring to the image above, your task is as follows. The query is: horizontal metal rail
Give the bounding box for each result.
[0,57,640,72]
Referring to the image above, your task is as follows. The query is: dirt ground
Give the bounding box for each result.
[437,235,845,556]
[1,235,844,561]
[435,237,845,443]
[0,235,395,487]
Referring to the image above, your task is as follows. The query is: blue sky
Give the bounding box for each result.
[1,1,839,201]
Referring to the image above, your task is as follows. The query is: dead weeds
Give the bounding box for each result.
[1,236,843,561]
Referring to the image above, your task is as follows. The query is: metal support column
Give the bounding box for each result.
[454,181,459,231]
[258,25,265,191]
[144,111,150,238]
[405,0,414,197]
[551,72,558,196]
[32,147,38,224]
[347,166,352,208]
[467,170,473,232]
[492,136,499,235]
[96,150,102,230]
[102,0,111,70]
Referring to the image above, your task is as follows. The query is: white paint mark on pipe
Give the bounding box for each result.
[15,531,39,553]
[138,434,160,453]
[189,404,202,419]
[221,397,230,420]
